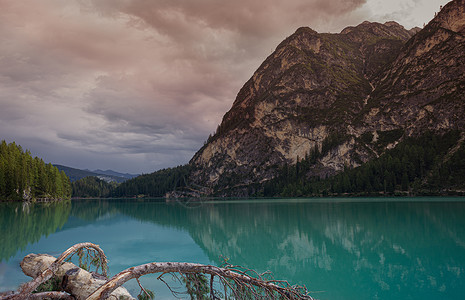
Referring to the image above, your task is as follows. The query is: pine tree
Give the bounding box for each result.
[0,140,71,201]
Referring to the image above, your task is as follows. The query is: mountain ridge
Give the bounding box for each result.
[188,0,465,195]
[112,0,465,198]
[54,165,137,183]
[190,18,420,187]
[88,169,139,180]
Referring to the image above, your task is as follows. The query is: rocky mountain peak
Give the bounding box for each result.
[340,21,414,41]
[429,0,465,33]
[384,21,402,28]
[370,0,465,135]
[276,27,321,53]
[190,0,465,195]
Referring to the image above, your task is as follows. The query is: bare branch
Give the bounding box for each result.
[2,243,314,300]
[87,262,314,300]
[157,273,183,298]
[135,277,152,300]
[209,274,215,300]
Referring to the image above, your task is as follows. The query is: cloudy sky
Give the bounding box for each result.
[0,0,449,174]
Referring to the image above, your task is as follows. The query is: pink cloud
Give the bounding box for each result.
[0,0,442,173]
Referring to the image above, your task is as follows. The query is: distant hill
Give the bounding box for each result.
[54,165,138,183]
[88,169,138,180]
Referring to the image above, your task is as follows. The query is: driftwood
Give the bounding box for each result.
[1,242,314,300]
[20,253,134,300]
[14,242,107,300]
[1,243,132,300]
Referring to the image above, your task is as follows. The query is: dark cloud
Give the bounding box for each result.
[0,0,443,173]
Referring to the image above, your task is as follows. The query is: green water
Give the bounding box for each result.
[1,198,465,299]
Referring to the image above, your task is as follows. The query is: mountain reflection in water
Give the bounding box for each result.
[1,198,464,299]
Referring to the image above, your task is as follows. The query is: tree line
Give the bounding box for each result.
[69,164,191,199]
[109,165,191,198]
[71,176,117,198]
[29,130,465,199]
[0,140,71,201]
[262,130,464,197]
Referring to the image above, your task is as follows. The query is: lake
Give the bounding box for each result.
[1,198,465,299]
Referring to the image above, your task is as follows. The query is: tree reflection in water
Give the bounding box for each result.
[1,198,465,299]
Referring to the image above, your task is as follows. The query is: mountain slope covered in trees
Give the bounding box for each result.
[0,140,71,201]
[71,176,117,198]
[110,165,192,198]
[262,131,465,197]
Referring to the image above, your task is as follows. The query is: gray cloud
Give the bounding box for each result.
[0,0,443,173]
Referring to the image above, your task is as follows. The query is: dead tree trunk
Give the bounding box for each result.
[0,242,314,300]
[1,243,132,300]
[20,254,134,300]
[12,242,107,300]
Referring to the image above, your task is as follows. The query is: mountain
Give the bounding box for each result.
[113,0,465,198]
[191,21,415,187]
[54,165,135,183]
[186,0,465,196]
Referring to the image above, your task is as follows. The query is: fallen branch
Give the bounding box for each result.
[4,243,109,300]
[87,262,314,300]
[1,243,314,300]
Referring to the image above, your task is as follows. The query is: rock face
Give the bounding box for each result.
[364,0,465,135]
[190,0,465,194]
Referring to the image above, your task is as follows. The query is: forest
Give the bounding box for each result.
[71,176,117,198]
[109,165,191,198]
[68,163,191,198]
[262,131,465,197]
[0,140,71,201]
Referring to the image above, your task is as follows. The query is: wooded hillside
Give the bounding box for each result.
[0,140,71,201]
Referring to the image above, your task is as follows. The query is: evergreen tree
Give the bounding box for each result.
[71,176,116,198]
[111,165,191,198]
[0,140,71,201]
[262,130,463,197]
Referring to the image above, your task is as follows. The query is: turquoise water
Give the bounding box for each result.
[1,198,465,299]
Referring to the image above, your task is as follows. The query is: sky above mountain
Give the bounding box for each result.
[0,0,449,173]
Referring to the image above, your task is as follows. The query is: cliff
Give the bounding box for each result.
[187,0,465,195]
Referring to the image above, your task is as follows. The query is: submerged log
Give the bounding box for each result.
[20,254,134,300]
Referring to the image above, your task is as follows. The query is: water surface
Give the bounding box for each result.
[1,198,464,299]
